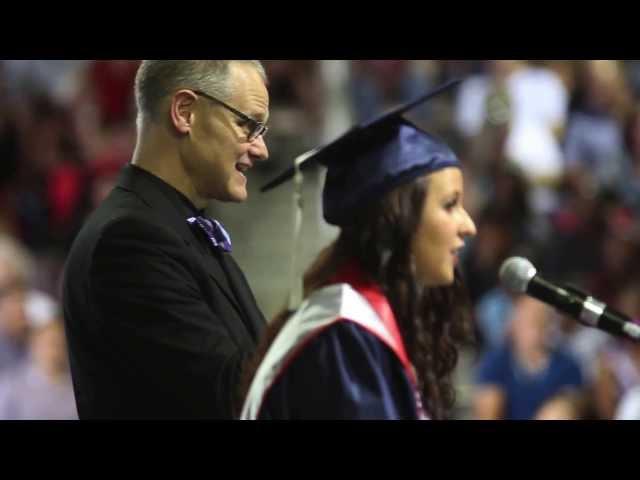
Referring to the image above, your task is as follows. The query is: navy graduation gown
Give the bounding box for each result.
[259,321,419,419]
[241,264,427,420]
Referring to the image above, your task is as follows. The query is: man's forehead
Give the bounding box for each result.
[229,61,266,88]
[230,66,269,120]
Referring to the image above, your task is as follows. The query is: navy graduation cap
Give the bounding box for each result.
[261,79,463,226]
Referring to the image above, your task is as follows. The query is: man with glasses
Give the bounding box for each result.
[63,61,270,418]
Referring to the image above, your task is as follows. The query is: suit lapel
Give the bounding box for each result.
[185,233,247,319]
[115,165,247,320]
[217,253,266,342]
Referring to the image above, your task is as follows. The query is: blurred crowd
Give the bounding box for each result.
[1,60,640,419]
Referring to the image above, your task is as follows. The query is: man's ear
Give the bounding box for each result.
[170,90,197,134]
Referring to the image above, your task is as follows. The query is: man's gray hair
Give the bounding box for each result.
[134,60,266,123]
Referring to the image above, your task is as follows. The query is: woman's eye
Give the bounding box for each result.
[444,193,461,211]
[445,199,457,210]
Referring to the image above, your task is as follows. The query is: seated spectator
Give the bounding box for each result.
[0,234,35,372]
[473,296,584,419]
[594,341,640,419]
[261,60,325,167]
[554,314,612,387]
[615,385,640,419]
[349,60,431,125]
[0,290,77,419]
[461,207,518,304]
[84,60,139,129]
[593,279,640,419]
[564,61,632,193]
[534,388,593,420]
[617,105,640,215]
[0,64,21,203]
[456,60,569,215]
[474,286,514,352]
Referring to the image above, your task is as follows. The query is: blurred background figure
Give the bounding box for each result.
[472,296,584,419]
[594,338,640,419]
[591,278,640,419]
[349,60,433,125]
[455,60,569,217]
[1,60,87,107]
[615,384,640,419]
[0,234,35,373]
[260,60,325,168]
[534,388,593,420]
[564,61,632,195]
[0,290,77,419]
[617,105,640,215]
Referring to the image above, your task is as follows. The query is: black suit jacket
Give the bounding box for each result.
[63,164,266,419]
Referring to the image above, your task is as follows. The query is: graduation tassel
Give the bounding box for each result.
[287,148,318,311]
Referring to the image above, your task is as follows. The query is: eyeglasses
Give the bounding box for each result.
[191,90,268,142]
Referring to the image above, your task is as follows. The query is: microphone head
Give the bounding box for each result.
[499,257,537,294]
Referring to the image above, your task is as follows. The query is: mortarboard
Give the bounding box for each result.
[261,79,463,226]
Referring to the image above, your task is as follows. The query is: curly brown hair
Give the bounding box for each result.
[237,174,475,419]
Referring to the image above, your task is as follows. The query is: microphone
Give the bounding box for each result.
[499,256,640,341]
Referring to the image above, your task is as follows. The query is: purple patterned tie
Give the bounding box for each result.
[187,216,232,253]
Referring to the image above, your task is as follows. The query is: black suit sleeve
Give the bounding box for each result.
[89,216,243,418]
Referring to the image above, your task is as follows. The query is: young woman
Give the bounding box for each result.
[240,82,477,419]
